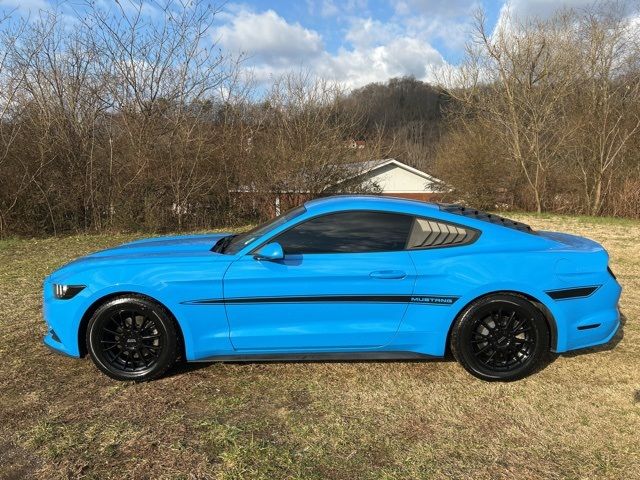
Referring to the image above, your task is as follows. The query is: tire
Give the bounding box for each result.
[450,294,549,381]
[86,295,179,381]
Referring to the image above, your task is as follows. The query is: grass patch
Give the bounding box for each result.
[1,217,639,479]
[504,211,640,227]
[0,237,20,251]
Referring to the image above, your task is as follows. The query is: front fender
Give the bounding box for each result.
[43,257,234,360]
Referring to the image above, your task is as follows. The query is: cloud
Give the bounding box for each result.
[494,0,639,39]
[389,0,480,52]
[496,0,639,30]
[0,0,50,16]
[316,37,445,89]
[306,0,369,18]
[0,0,83,28]
[344,17,401,48]
[393,0,479,17]
[501,0,602,20]
[243,37,445,90]
[216,5,446,90]
[216,9,323,66]
[320,0,340,17]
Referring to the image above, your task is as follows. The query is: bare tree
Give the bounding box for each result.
[0,13,41,234]
[2,0,640,237]
[228,72,388,217]
[85,0,238,229]
[441,9,581,212]
[568,5,640,215]
[436,3,640,215]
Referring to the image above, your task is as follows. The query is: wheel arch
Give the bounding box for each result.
[78,291,186,359]
[445,290,558,353]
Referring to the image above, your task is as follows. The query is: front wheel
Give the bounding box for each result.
[450,294,549,381]
[86,295,179,381]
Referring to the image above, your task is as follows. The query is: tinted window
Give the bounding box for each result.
[274,211,413,254]
[224,205,307,254]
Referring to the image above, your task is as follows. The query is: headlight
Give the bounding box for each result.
[53,284,85,300]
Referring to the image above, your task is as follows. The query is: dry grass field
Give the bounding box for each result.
[0,214,638,480]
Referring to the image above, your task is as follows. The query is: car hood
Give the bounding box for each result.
[90,233,229,257]
[47,233,232,283]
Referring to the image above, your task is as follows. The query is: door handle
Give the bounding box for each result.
[370,270,406,280]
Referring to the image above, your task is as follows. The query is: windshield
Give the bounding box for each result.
[220,205,307,254]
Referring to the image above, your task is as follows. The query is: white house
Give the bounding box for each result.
[338,158,448,201]
[231,158,448,215]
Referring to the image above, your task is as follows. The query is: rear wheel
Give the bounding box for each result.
[450,294,549,381]
[86,295,178,381]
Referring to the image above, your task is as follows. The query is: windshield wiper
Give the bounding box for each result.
[212,234,237,254]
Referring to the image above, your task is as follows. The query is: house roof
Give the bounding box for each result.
[229,158,447,194]
[335,158,447,189]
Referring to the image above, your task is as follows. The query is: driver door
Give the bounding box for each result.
[223,211,418,351]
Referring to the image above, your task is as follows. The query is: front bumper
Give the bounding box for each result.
[43,332,79,357]
[42,280,88,358]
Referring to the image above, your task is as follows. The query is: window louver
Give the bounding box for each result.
[407,218,477,249]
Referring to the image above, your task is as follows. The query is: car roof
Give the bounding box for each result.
[304,195,440,214]
[301,195,541,241]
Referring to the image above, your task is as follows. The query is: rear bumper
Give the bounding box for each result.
[551,278,622,353]
[561,309,620,352]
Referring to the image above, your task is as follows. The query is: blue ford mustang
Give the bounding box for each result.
[42,195,622,381]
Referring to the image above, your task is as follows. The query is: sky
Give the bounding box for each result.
[0,0,635,90]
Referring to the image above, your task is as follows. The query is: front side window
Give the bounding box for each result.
[223,205,307,254]
[273,211,414,254]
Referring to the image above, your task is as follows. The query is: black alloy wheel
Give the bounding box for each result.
[87,295,179,381]
[450,294,549,381]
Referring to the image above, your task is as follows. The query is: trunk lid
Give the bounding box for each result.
[537,231,605,253]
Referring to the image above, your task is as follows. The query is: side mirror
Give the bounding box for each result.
[253,242,284,261]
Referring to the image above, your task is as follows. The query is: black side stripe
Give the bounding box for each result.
[545,285,601,300]
[181,294,460,306]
